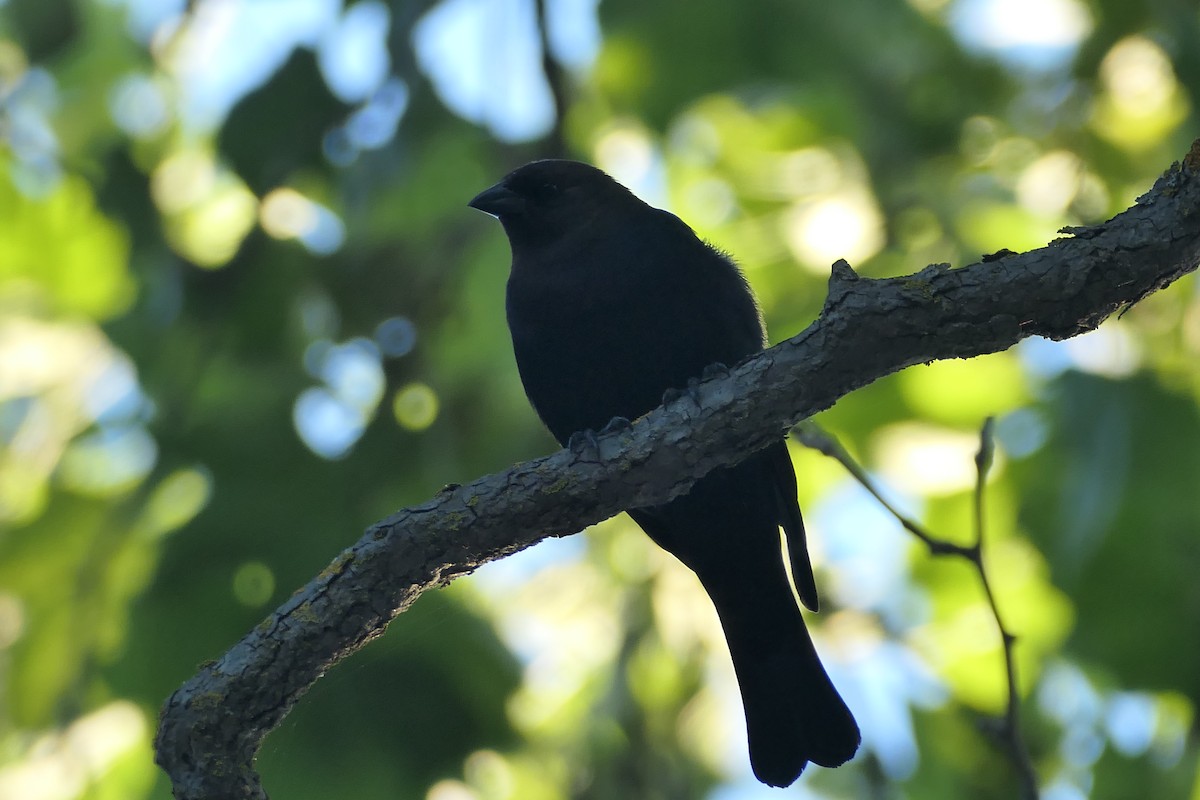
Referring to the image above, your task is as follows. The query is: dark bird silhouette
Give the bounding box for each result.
[469,159,859,786]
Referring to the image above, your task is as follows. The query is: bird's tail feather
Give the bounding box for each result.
[699,569,860,787]
[765,441,819,611]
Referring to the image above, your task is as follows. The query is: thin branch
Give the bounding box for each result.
[972,420,1039,799]
[798,418,1039,797]
[155,140,1200,800]
[793,422,972,558]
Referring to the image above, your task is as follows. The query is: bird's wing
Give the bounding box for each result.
[768,441,819,611]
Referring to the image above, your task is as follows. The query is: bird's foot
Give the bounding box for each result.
[663,382,703,409]
[568,417,630,460]
[662,362,728,410]
[599,416,632,435]
[567,428,601,458]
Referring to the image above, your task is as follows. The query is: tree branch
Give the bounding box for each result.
[970,421,1039,800]
[799,419,1040,797]
[155,139,1200,799]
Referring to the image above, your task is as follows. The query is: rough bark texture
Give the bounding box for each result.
[155,140,1200,799]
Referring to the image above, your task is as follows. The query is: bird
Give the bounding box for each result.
[469,159,859,786]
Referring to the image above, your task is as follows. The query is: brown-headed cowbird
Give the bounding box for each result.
[469,160,859,786]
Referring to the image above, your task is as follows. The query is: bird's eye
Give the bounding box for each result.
[532,182,559,201]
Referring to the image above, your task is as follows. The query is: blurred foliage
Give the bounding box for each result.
[1,0,1199,798]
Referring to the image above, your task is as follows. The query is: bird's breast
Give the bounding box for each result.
[506,275,673,441]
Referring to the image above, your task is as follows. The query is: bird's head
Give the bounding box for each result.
[468,159,638,250]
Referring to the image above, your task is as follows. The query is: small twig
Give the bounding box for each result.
[793,422,972,558]
[971,419,1038,800]
[796,419,1039,798]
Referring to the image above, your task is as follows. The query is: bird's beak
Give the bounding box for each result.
[468,182,526,217]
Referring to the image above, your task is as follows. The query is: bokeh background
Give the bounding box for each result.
[2,0,1199,798]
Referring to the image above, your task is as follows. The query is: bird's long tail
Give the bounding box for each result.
[627,452,859,786]
[696,562,860,787]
